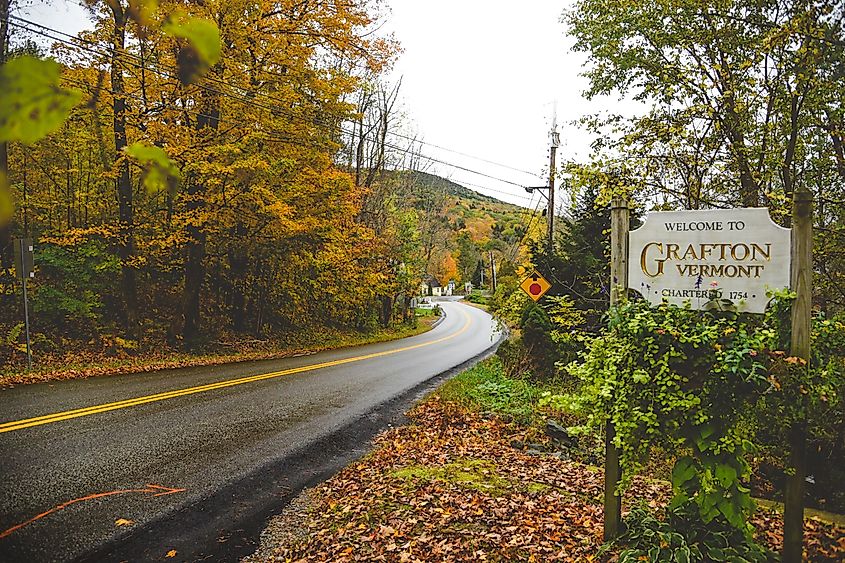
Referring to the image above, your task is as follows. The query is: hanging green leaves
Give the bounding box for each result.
[0,173,13,228]
[162,11,222,84]
[0,56,82,144]
[124,142,181,194]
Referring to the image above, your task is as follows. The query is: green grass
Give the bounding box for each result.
[464,291,488,305]
[413,307,436,317]
[436,357,543,424]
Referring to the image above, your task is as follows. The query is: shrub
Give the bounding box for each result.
[615,505,771,563]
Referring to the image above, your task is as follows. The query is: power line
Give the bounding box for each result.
[60,76,322,151]
[62,71,538,210]
[6,15,537,201]
[445,177,535,202]
[8,14,542,185]
[506,195,543,263]
[382,131,541,178]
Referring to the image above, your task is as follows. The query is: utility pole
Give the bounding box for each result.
[548,112,560,249]
[523,106,562,249]
[489,251,497,293]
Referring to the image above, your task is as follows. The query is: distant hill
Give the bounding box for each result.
[396,170,504,204]
[379,170,534,286]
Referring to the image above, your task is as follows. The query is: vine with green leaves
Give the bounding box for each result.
[541,290,845,559]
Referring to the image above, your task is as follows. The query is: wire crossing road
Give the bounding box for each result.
[0,300,500,562]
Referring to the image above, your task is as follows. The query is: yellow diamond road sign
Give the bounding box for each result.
[520,271,551,301]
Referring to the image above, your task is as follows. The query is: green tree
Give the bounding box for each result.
[566,0,845,309]
[456,232,480,284]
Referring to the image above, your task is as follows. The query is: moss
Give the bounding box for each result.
[390,458,559,498]
[526,482,551,494]
[391,458,514,496]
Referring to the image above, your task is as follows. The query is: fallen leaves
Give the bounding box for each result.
[752,509,845,562]
[254,397,844,562]
[261,399,658,561]
[114,518,134,527]
[165,549,177,558]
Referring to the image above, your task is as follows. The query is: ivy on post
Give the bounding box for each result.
[783,188,813,563]
[605,197,628,540]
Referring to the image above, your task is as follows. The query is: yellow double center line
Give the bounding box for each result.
[0,310,472,434]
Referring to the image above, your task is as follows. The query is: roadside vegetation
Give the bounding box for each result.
[463,290,489,309]
[0,316,438,387]
[253,153,844,559]
[249,357,844,562]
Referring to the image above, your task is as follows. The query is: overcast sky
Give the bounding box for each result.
[19,0,619,209]
[383,1,599,209]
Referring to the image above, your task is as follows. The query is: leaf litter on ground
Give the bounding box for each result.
[249,397,844,562]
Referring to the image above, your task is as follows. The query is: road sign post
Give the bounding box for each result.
[783,188,813,563]
[13,238,34,369]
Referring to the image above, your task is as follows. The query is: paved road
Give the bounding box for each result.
[0,300,500,562]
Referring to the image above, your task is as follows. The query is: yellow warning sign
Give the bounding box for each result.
[520,271,552,301]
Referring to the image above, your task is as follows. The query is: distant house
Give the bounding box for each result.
[445,280,456,296]
[420,275,443,297]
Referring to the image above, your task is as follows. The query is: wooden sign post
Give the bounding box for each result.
[783,188,813,563]
[604,198,628,540]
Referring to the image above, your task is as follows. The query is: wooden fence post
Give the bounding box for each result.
[783,187,813,562]
[605,197,629,540]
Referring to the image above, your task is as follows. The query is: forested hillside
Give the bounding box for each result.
[0,1,534,371]
[373,170,532,289]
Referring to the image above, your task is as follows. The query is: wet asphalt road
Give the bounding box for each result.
[0,300,500,562]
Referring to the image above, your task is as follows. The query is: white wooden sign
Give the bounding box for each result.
[628,208,790,313]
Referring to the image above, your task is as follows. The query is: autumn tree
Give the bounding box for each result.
[102,0,139,337]
[0,0,403,363]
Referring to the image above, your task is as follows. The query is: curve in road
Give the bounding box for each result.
[0,300,500,562]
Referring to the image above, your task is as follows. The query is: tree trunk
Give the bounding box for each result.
[228,223,248,332]
[380,295,393,328]
[182,74,221,347]
[109,0,139,339]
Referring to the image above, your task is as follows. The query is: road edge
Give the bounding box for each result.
[0,318,442,389]
[76,307,504,563]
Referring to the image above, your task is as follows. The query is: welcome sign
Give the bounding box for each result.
[628,208,791,313]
